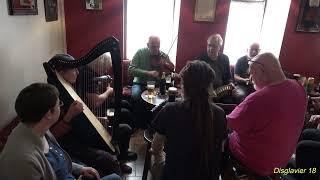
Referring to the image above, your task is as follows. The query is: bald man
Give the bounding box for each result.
[129,36,174,127]
[227,53,307,177]
[233,43,260,103]
[129,36,174,86]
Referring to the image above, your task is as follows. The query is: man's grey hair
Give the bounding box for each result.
[207,34,223,46]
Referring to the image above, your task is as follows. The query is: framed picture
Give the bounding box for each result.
[194,0,217,22]
[296,0,320,33]
[7,0,38,15]
[85,0,103,10]
[44,0,58,22]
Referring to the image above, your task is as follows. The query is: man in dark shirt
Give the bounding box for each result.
[198,34,233,103]
[233,43,260,103]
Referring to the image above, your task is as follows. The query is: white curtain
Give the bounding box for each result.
[224,1,265,64]
[224,0,291,64]
[260,0,291,57]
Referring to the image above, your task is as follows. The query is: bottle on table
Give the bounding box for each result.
[307,77,315,93]
[160,72,166,95]
[165,73,172,90]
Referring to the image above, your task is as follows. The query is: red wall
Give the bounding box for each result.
[280,0,320,77]
[175,0,231,71]
[64,0,123,58]
[64,0,319,77]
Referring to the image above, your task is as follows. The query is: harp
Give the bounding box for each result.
[43,37,122,153]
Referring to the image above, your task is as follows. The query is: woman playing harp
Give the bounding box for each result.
[48,54,136,175]
[44,37,136,175]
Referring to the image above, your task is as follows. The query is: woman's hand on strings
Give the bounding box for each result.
[64,101,84,123]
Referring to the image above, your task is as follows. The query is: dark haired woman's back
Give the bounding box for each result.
[152,100,227,180]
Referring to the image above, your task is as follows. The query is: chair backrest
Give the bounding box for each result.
[216,103,237,115]
[0,119,19,152]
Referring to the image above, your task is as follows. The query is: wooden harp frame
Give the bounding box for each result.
[43,37,122,152]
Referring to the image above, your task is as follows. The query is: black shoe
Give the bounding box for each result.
[118,151,138,162]
[120,163,133,174]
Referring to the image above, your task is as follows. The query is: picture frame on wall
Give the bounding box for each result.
[7,0,38,15]
[85,0,103,10]
[296,0,320,33]
[44,0,58,22]
[194,0,217,22]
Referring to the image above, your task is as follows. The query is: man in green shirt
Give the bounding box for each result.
[129,36,174,127]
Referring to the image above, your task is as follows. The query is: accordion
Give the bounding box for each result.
[213,84,234,100]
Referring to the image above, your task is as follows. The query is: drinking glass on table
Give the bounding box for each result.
[147,81,156,99]
[165,73,172,89]
[103,108,114,132]
[168,87,178,102]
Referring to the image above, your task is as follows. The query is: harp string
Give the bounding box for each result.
[83,53,112,128]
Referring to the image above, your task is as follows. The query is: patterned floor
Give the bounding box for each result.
[122,129,151,180]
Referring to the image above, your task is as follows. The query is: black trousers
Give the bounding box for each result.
[294,129,320,180]
[60,115,133,176]
[222,138,276,180]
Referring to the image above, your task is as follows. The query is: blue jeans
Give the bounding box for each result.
[101,173,122,180]
[131,84,153,128]
[131,84,145,102]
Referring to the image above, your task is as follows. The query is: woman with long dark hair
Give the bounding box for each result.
[151,60,227,180]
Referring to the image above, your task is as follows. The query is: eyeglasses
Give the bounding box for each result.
[248,59,264,66]
[207,43,220,49]
[58,100,64,107]
[249,48,261,52]
[248,60,264,72]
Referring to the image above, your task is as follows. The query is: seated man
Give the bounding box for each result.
[227,53,307,176]
[50,54,136,174]
[198,34,234,103]
[129,36,174,127]
[77,53,135,129]
[233,43,260,103]
[0,83,121,180]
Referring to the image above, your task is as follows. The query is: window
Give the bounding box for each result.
[224,1,265,64]
[259,0,291,57]
[125,0,181,65]
[224,0,291,65]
